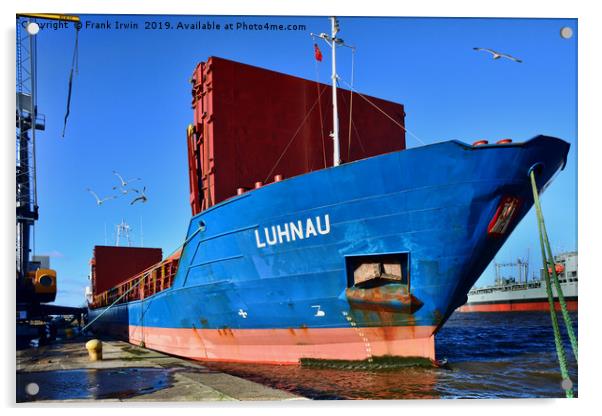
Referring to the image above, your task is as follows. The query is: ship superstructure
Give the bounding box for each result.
[458,252,577,312]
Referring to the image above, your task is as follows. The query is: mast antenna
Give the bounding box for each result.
[115,219,132,247]
[311,17,354,167]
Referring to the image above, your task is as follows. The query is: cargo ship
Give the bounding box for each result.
[86,19,570,364]
[457,251,577,312]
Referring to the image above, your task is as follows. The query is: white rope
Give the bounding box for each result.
[82,224,204,332]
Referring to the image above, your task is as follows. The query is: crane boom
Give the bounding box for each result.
[17,13,80,22]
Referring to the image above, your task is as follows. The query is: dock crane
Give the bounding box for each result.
[16,13,81,318]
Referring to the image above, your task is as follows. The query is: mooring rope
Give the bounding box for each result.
[530,170,578,360]
[529,169,576,398]
[81,223,205,332]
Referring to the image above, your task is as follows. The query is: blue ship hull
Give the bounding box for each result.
[89,136,569,363]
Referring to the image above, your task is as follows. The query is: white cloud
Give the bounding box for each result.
[38,250,65,258]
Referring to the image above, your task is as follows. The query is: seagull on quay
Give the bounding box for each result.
[113,170,142,188]
[86,188,117,206]
[473,47,523,63]
[130,186,148,205]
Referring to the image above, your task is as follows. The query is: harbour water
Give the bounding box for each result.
[204,312,578,399]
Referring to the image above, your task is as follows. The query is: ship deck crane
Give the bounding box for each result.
[494,258,529,285]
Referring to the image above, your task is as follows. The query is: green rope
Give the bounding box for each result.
[530,171,578,360]
[530,170,574,398]
[540,221,578,360]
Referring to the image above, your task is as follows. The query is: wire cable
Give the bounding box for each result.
[264,85,329,182]
[347,47,355,160]
[313,49,328,169]
[338,76,426,146]
[62,26,79,137]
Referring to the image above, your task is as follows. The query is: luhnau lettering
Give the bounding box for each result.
[255,214,331,248]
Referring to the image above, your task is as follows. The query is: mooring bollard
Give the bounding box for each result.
[85,339,103,361]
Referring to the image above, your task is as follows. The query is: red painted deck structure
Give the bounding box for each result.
[90,246,162,296]
[90,246,182,308]
[187,56,407,214]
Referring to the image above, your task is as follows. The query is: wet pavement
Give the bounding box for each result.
[17,368,172,401]
[16,338,304,402]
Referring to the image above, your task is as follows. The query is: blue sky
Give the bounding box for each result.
[23,15,577,306]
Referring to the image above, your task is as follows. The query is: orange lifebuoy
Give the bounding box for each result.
[548,263,565,275]
[472,140,489,146]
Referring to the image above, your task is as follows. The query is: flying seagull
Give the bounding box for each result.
[130,186,148,205]
[86,188,117,206]
[473,47,523,63]
[112,185,132,195]
[113,170,142,188]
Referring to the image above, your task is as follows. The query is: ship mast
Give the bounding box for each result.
[313,17,347,167]
[330,17,341,167]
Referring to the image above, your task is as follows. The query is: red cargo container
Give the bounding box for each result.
[90,246,163,295]
[188,57,406,214]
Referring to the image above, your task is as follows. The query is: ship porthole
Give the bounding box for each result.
[199,220,206,232]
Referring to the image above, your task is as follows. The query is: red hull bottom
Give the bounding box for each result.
[457,300,578,313]
[125,325,437,364]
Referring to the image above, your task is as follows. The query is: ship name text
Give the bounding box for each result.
[255,214,331,248]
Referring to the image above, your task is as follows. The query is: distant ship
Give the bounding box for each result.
[457,252,577,312]
[86,19,570,364]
